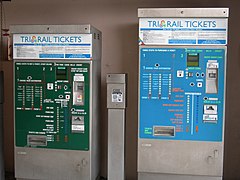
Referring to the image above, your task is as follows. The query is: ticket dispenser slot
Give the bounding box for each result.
[73,75,84,106]
[206,61,219,94]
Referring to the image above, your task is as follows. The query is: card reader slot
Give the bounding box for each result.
[153,126,175,137]
[27,135,47,146]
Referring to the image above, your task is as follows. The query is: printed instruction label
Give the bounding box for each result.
[13,34,92,59]
[112,90,123,103]
[139,18,228,45]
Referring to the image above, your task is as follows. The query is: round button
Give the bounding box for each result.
[190,82,195,87]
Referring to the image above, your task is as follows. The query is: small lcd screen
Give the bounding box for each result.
[56,67,67,80]
[187,53,199,67]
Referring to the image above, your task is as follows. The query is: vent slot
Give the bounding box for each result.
[28,135,47,146]
[153,126,175,137]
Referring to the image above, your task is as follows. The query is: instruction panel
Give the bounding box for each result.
[15,62,90,150]
[139,47,225,142]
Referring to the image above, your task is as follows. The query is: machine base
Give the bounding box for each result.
[138,172,222,180]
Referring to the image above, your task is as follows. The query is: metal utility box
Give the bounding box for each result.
[11,25,101,180]
[138,8,228,180]
[107,74,127,109]
[107,74,127,180]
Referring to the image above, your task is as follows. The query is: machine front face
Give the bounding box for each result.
[12,25,101,180]
[15,61,90,151]
[137,8,228,180]
[139,47,226,142]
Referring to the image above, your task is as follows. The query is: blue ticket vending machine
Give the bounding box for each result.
[138,8,228,180]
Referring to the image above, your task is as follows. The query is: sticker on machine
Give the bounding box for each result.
[139,18,228,45]
[13,34,92,59]
[112,89,123,102]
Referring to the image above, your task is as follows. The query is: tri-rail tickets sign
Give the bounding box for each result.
[13,34,92,59]
[139,18,228,45]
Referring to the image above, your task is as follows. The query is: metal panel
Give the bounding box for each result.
[107,74,127,180]
[108,109,125,180]
[107,74,127,109]
[138,139,223,176]
[138,172,222,180]
[106,74,127,84]
[90,59,101,180]
[138,8,229,18]
[10,24,92,34]
[15,147,91,180]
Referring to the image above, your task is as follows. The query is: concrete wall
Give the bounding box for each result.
[1,0,240,179]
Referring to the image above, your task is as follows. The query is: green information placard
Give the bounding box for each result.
[15,62,90,150]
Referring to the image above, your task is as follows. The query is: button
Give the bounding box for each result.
[66,95,70,100]
[177,70,184,77]
[197,82,202,87]
[47,83,54,90]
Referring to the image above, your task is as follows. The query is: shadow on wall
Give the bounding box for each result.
[121,24,139,179]
[3,60,14,173]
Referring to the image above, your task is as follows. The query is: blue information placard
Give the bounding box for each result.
[139,47,225,142]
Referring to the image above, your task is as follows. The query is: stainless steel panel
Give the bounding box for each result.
[206,68,218,94]
[107,74,127,109]
[90,60,101,180]
[138,139,224,176]
[108,109,125,180]
[138,8,229,18]
[106,74,127,84]
[73,81,85,106]
[15,147,91,180]
[10,24,92,34]
[138,172,222,180]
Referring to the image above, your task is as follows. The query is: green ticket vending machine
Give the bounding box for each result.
[11,25,101,180]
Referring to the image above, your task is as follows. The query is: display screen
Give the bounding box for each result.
[56,67,67,80]
[187,53,199,67]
